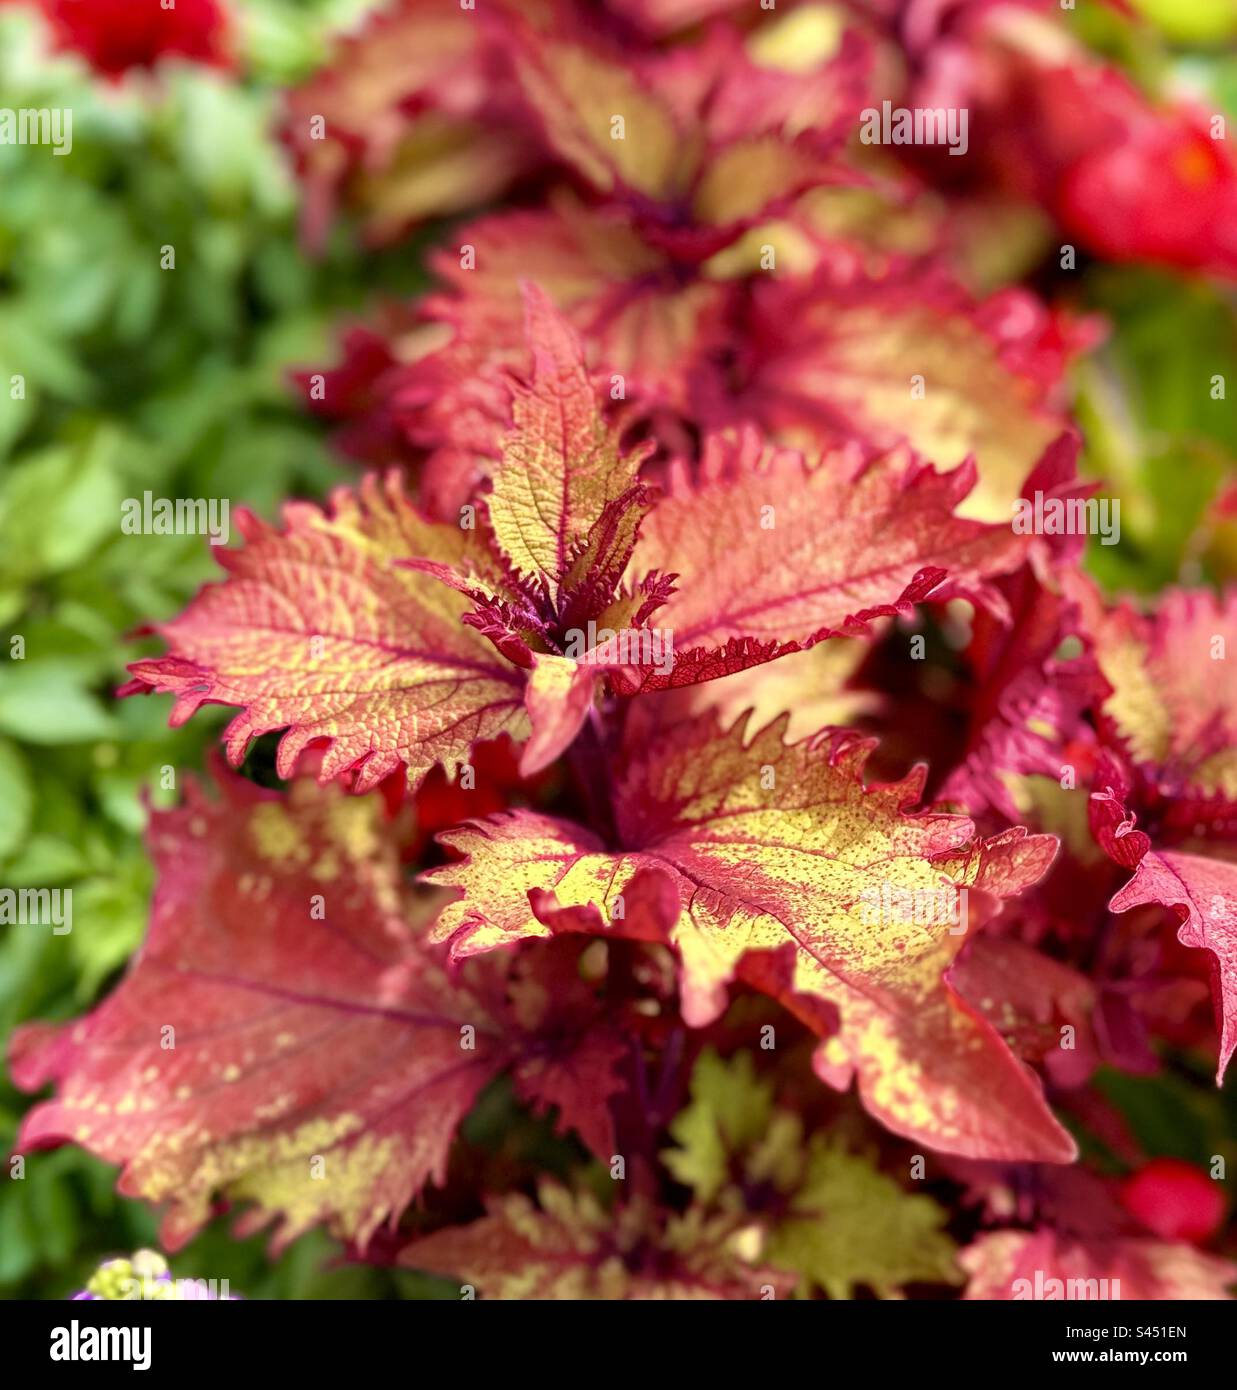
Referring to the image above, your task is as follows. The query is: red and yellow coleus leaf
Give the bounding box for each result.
[483,283,654,608]
[628,635,882,748]
[426,715,1074,1161]
[401,286,671,628]
[706,159,955,288]
[1079,579,1237,803]
[716,270,1082,523]
[960,1229,1235,1300]
[938,562,1093,824]
[1084,751,1232,1076]
[281,0,871,256]
[951,937,1097,1075]
[120,473,528,793]
[420,195,733,416]
[1075,580,1237,1083]
[508,16,868,257]
[610,430,1030,695]
[1109,850,1237,1085]
[128,289,1054,785]
[10,768,629,1250]
[308,198,731,515]
[520,654,601,775]
[400,1181,791,1299]
[126,291,659,785]
[313,194,728,513]
[280,0,537,246]
[397,285,664,767]
[513,30,681,203]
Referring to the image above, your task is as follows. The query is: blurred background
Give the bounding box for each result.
[0,0,1235,1298]
[0,0,448,1297]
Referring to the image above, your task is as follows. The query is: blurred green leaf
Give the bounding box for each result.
[0,738,33,860]
[0,431,124,583]
[0,661,117,743]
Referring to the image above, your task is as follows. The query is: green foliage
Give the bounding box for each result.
[764,1140,961,1300]
[664,1050,780,1203]
[1077,269,1237,593]
[0,0,412,1300]
[664,1051,961,1299]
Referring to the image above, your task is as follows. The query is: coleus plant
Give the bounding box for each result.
[9,0,1237,1301]
[119,287,1053,787]
[12,289,1235,1298]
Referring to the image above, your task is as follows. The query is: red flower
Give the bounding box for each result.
[1121,1159,1228,1244]
[22,0,231,78]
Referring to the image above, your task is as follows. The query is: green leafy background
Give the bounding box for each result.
[0,0,1235,1299]
[0,0,437,1298]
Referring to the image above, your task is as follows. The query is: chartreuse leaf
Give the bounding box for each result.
[766,1139,961,1300]
[663,1051,960,1299]
[664,1050,776,1203]
[1127,0,1237,43]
